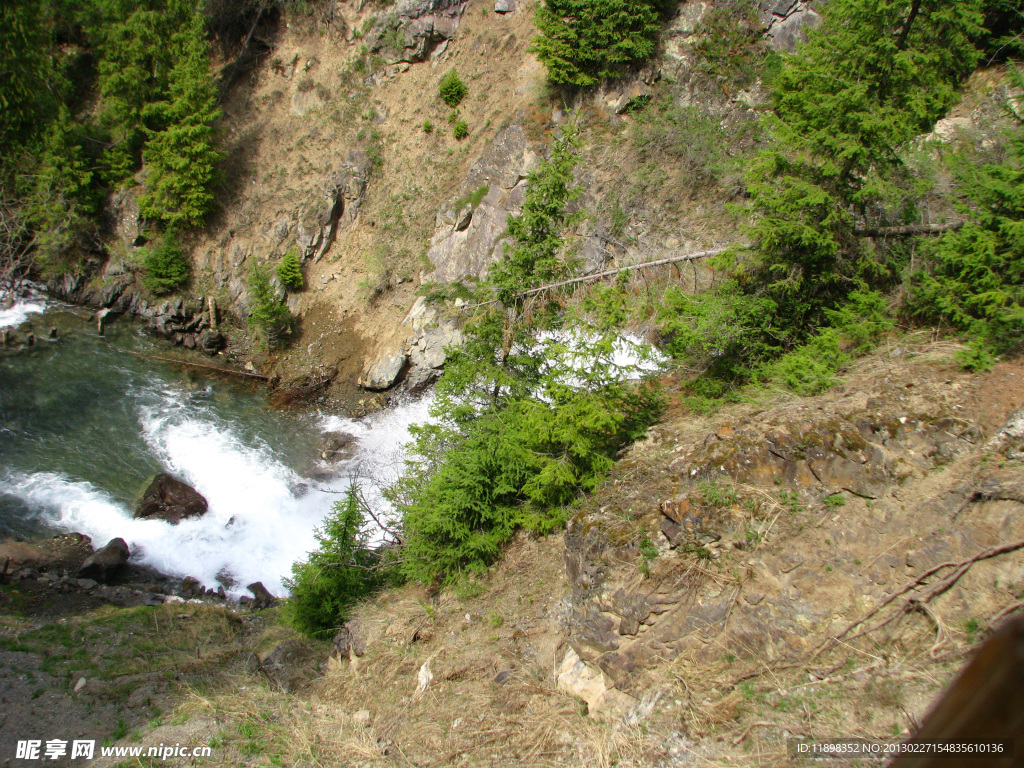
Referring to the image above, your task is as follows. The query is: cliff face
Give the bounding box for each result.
[124,0,822,400]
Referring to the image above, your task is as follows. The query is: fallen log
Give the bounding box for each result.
[125,350,269,381]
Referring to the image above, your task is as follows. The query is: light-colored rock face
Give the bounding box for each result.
[424,124,540,284]
[358,348,408,390]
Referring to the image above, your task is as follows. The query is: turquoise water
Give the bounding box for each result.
[0,302,429,594]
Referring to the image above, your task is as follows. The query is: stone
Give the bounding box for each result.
[134,474,209,524]
[319,431,357,462]
[197,329,226,355]
[0,533,93,572]
[806,451,889,499]
[359,349,407,390]
[180,576,202,597]
[333,621,367,658]
[556,648,637,720]
[367,0,467,64]
[77,538,130,583]
[255,626,325,692]
[77,578,99,590]
[247,581,277,609]
[353,710,371,726]
[454,204,473,231]
[494,0,515,12]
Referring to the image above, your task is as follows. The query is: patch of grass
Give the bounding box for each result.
[486,610,503,628]
[964,617,981,643]
[823,493,846,510]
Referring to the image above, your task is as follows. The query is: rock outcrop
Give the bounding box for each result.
[367,0,467,64]
[296,152,371,263]
[560,372,1000,700]
[424,123,541,284]
[135,474,209,524]
[77,538,131,583]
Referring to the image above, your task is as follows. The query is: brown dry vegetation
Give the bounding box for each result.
[86,340,1024,768]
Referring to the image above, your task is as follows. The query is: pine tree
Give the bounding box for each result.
[0,2,53,151]
[246,264,292,347]
[276,248,304,290]
[138,10,222,229]
[95,6,182,183]
[26,106,98,273]
[742,0,985,346]
[142,236,190,295]
[284,483,390,637]
[911,84,1024,355]
[531,0,667,87]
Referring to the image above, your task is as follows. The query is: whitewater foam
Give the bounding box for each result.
[0,287,47,329]
[0,386,434,597]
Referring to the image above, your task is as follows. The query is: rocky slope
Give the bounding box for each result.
[59,0,828,409]
[9,340,1008,767]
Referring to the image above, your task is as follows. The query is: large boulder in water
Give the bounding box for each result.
[135,474,208,524]
[77,537,130,582]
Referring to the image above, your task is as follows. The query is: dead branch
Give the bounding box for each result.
[812,538,1024,659]
[854,222,963,238]
[459,245,740,311]
[124,350,269,381]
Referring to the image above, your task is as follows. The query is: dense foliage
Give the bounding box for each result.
[531,0,669,87]
[0,0,225,278]
[246,264,292,347]
[392,130,663,585]
[141,236,190,294]
[659,0,989,396]
[438,69,467,108]
[911,101,1024,358]
[276,247,304,290]
[284,484,393,638]
[137,8,223,229]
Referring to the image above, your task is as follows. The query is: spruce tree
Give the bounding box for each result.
[276,248,304,290]
[0,2,53,151]
[531,0,667,87]
[138,10,222,229]
[284,483,390,637]
[742,0,985,346]
[911,89,1024,355]
[26,106,98,273]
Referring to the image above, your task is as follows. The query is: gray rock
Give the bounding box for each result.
[494,0,515,12]
[454,204,473,231]
[197,329,226,355]
[77,538,130,583]
[367,0,467,64]
[319,431,357,462]
[359,350,407,391]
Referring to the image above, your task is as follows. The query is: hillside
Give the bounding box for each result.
[3,0,1024,765]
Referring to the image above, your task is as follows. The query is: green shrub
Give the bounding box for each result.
[452,118,468,140]
[531,0,668,87]
[142,237,190,295]
[276,247,304,290]
[422,119,433,133]
[283,484,395,638]
[438,69,467,108]
[764,329,849,397]
[910,95,1024,355]
[631,101,725,188]
[392,129,663,585]
[246,264,292,347]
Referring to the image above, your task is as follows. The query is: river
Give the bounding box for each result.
[0,294,429,596]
